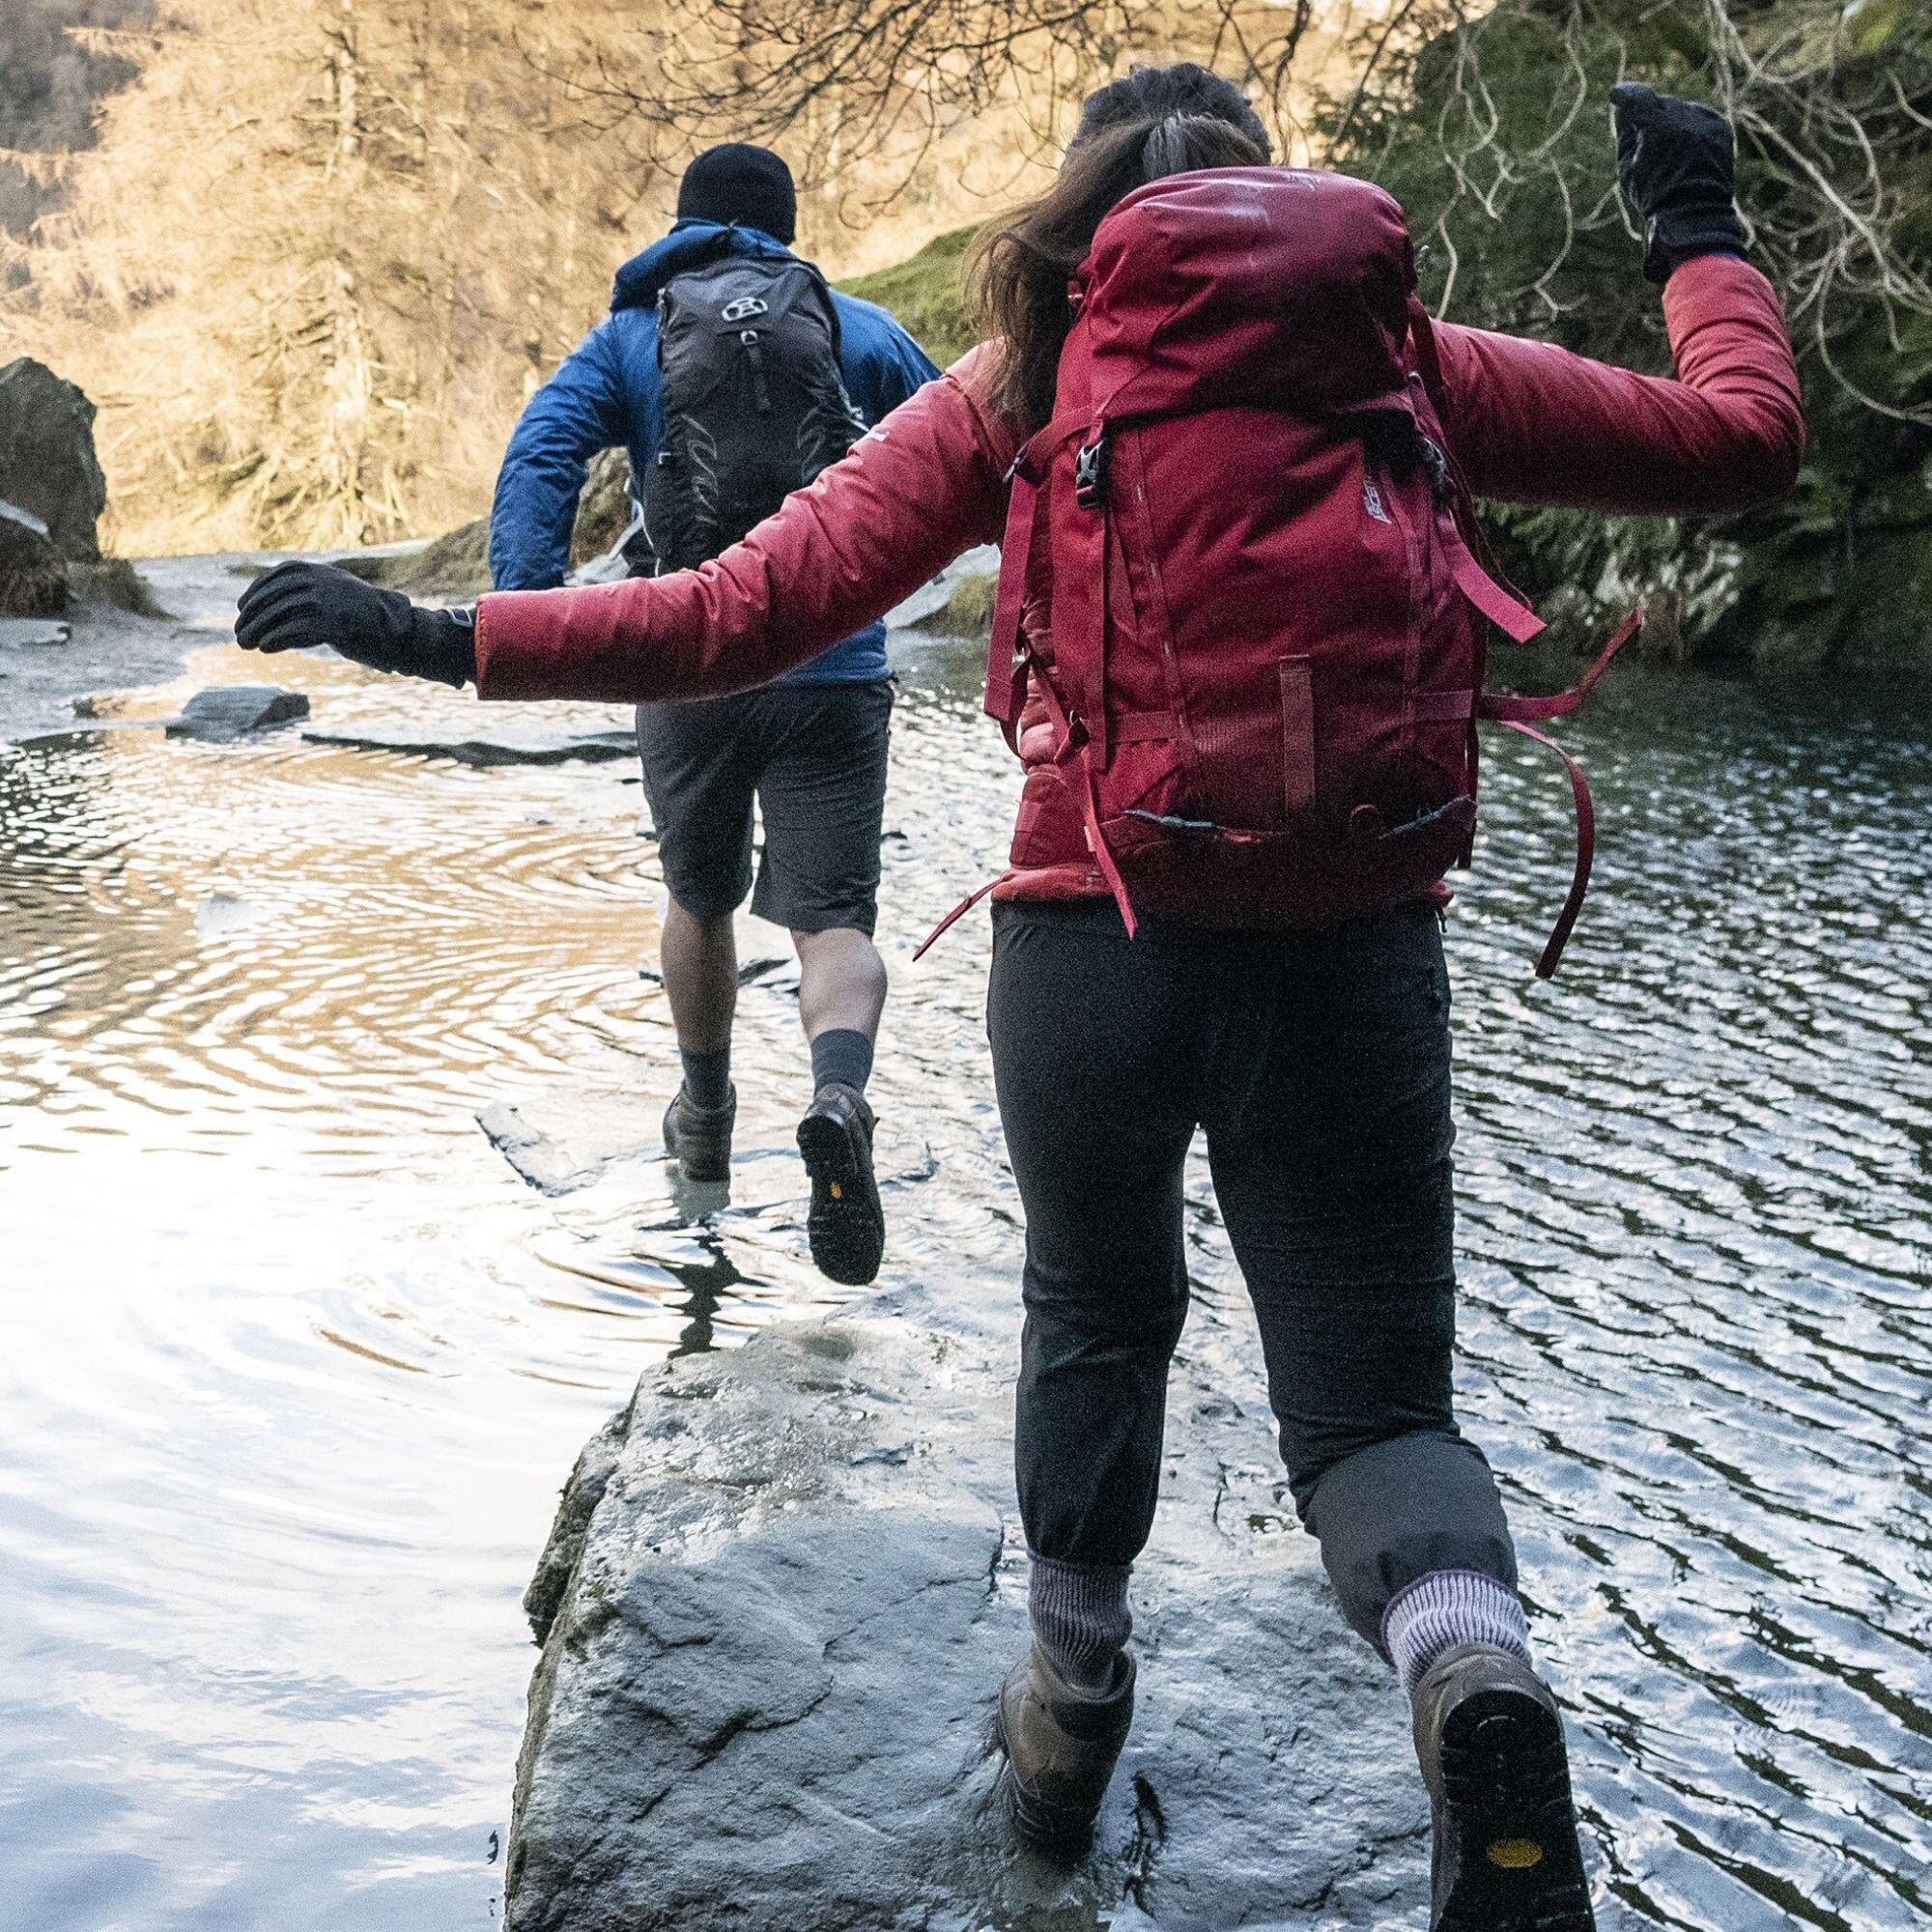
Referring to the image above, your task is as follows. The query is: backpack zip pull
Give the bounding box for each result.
[740,329,772,413]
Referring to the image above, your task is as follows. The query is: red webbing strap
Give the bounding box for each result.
[1030,660,1138,939]
[1499,720,1596,980]
[1479,610,1643,724]
[1445,534,1546,644]
[912,871,1010,961]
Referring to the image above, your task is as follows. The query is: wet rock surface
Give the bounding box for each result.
[0,499,69,615]
[166,684,311,741]
[0,359,107,563]
[508,1288,1428,1932]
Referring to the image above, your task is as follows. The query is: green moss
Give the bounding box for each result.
[911,567,998,635]
[837,224,980,368]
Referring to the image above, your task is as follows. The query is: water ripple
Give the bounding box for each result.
[4,637,1931,1926]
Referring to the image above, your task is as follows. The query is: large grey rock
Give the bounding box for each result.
[166,685,310,741]
[0,358,107,562]
[508,1292,1431,1931]
[0,498,67,615]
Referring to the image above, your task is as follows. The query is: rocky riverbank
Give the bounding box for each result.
[506,1273,1432,1932]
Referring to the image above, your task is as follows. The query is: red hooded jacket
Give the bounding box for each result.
[474,249,1802,903]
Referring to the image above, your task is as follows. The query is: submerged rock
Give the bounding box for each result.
[476,1103,584,1196]
[509,1294,1429,1931]
[166,686,311,741]
[300,725,635,768]
[0,614,71,648]
[0,359,107,563]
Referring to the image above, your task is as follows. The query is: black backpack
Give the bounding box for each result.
[643,250,868,573]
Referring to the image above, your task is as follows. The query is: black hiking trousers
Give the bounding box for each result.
[987,896,1516,1656]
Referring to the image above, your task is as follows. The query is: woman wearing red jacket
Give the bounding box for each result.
[240,64,1802,1932]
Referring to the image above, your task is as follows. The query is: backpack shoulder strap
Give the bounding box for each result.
[1406,298,1546,645]
[982,409,1093,744]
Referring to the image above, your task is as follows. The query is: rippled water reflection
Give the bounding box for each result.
[2,588,1929,1928]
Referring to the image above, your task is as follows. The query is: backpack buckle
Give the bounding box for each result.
[1073,436,1109,511]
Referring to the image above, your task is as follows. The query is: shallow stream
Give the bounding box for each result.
[2,563,1929,1928]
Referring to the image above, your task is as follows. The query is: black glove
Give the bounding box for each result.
[235,560,476,689]
[1610,81,1747,285]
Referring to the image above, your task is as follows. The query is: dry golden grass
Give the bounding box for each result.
[1,2,1375,556]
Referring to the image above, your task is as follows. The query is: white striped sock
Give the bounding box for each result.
[1383,1569,1530,1694]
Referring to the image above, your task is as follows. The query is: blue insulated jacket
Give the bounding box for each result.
[488,220,940,686]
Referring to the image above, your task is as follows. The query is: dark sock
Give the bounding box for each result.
[810,1027,874,1095]
[680,1045,731,1112]
[1029,1552,1132,1692]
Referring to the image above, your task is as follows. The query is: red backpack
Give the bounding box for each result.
[953,167,1634,977]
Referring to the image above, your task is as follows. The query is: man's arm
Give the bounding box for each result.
[487,324,635,591]
[836,295,944,425]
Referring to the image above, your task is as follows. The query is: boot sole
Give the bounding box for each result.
[1435,1687,1595,1931]
[796,1108,884,1286]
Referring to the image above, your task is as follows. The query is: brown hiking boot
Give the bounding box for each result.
[662,1083,735,1183]
[1411,1643,1596,1931]
[996,1641,1135,1858]
[795,1082,885,1285]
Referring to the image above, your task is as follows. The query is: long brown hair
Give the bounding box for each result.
[972,73,1271,434]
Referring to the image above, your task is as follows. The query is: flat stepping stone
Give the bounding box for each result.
[166,686,310,741]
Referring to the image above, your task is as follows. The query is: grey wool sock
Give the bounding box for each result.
[1383,1569,1532,1695]
[1028,1552,1132,1693]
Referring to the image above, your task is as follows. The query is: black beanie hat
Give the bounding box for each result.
[676,144,797,244]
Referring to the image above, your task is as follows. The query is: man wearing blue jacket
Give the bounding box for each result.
[490,144,939,1285]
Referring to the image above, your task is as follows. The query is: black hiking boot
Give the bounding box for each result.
[997,1641,1136,1859]
[662,1083,735,1184]
[796,1082,885,1285]
[1411,1643,1596,1932]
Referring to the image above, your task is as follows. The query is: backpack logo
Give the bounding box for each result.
[1362,477,1390,524]
[721,296,769,323]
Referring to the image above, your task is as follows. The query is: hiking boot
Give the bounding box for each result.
[662,1083,735,1183]
[795,1082,885,1285]
[997,1641,1136,1858]
[1411,1643,1596,1932]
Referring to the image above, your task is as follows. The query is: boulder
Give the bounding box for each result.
[0,499,68,615]
[0,358,107,562]
[326,455,639,602]
[568,446,637,567]
[508,1286,1430,1932]
[166,686,310,742]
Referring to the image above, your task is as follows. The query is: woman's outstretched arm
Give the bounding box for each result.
[1427,253,1804,518]
[473,348,1018,704]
